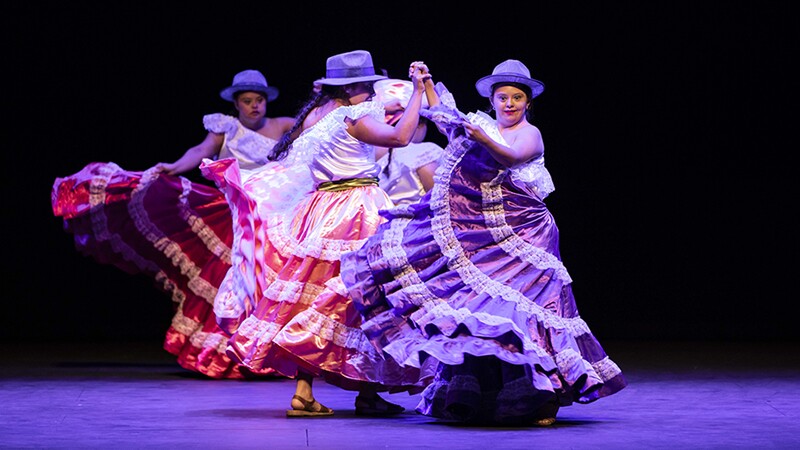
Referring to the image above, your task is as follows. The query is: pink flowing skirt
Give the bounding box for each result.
[203,158,433,393]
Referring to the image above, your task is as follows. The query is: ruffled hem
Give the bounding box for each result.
[225,278,431,392]
[51,161,256,379]
[414,355,561,424]
[202,153,424,389]
[340,98,627,415]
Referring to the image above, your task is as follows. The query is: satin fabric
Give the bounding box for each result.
[340,104,627,423]
[50,114,283,379]
[204,101,433,393]
[377,141,444,207]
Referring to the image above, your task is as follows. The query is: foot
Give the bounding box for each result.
[354,394,405,416]
[533,417,556,427]
[286,394,334,417]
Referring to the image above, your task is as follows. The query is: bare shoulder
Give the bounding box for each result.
[523,122,541,137]
[506,122,541,145]
[273,116,296,132]
[517,123,543,147]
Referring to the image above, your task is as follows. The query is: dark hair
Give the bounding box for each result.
[382,148,394,176]
[491,82,532,99]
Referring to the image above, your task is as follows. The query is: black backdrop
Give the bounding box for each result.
[5,2,794,343]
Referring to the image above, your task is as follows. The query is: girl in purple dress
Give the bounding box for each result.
[340,60,627,425]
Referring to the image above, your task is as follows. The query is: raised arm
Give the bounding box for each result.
[411,62,440,109]
[348,62,431,148]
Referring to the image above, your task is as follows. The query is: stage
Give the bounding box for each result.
[2,340,797,449]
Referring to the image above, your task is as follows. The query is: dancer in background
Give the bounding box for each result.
[149,70,294,177]
[373,78,443,207]
[341,59,627,425]
[51,69,294,379]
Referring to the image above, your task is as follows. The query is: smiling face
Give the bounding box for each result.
[490,84,531,127]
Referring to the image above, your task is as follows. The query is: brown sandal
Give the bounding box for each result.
[533,417,556,427]
[286,394,334,417]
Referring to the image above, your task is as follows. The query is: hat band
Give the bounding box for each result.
[326,66,375,79]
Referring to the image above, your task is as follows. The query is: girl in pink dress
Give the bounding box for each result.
[203,50,437,417]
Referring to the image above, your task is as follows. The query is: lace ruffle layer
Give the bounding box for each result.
[52,162,258,379]
[340,100,626,409]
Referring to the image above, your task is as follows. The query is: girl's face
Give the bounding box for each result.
[234,91,268,119]
[491,85,530,126]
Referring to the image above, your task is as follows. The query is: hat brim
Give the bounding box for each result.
[314,74,387,86]
[475,74,545,98]
[219,85,279,102]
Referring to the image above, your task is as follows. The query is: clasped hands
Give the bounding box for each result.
[408,61,432,85]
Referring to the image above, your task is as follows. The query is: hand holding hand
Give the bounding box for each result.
[408,61,432,89]
[409,61,430,77]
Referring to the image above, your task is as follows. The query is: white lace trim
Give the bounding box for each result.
[131,169,230,301]
[81,165,232,358]
[238,314,283,343]
[170,306,202,335]
[214,256,325,320]
[467,110,555,199]
[188,329,229,353]
[202,113,236,134]
[480,172,571,283]
[236,304,379,356]
[291,101,385,165]
[293,308,379,355]
[171,304,230,353]
[555,348,622,383]
[265,211,369,261]
[593,356,623,381]
[263,278,308,304]
[374,115,583,347]
[86,164,160,274]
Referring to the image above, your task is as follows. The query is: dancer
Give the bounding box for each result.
[51,69,294,379]
[150,69,294,177]
[202,50,436,417]
[340,59,627,425]
[373,78,443,207]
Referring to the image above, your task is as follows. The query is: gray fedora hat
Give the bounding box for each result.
[219,70,279,102]
[475,59,545,98]
[314,50,387,86]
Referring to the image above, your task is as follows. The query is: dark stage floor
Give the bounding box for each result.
[1,340,798,449]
